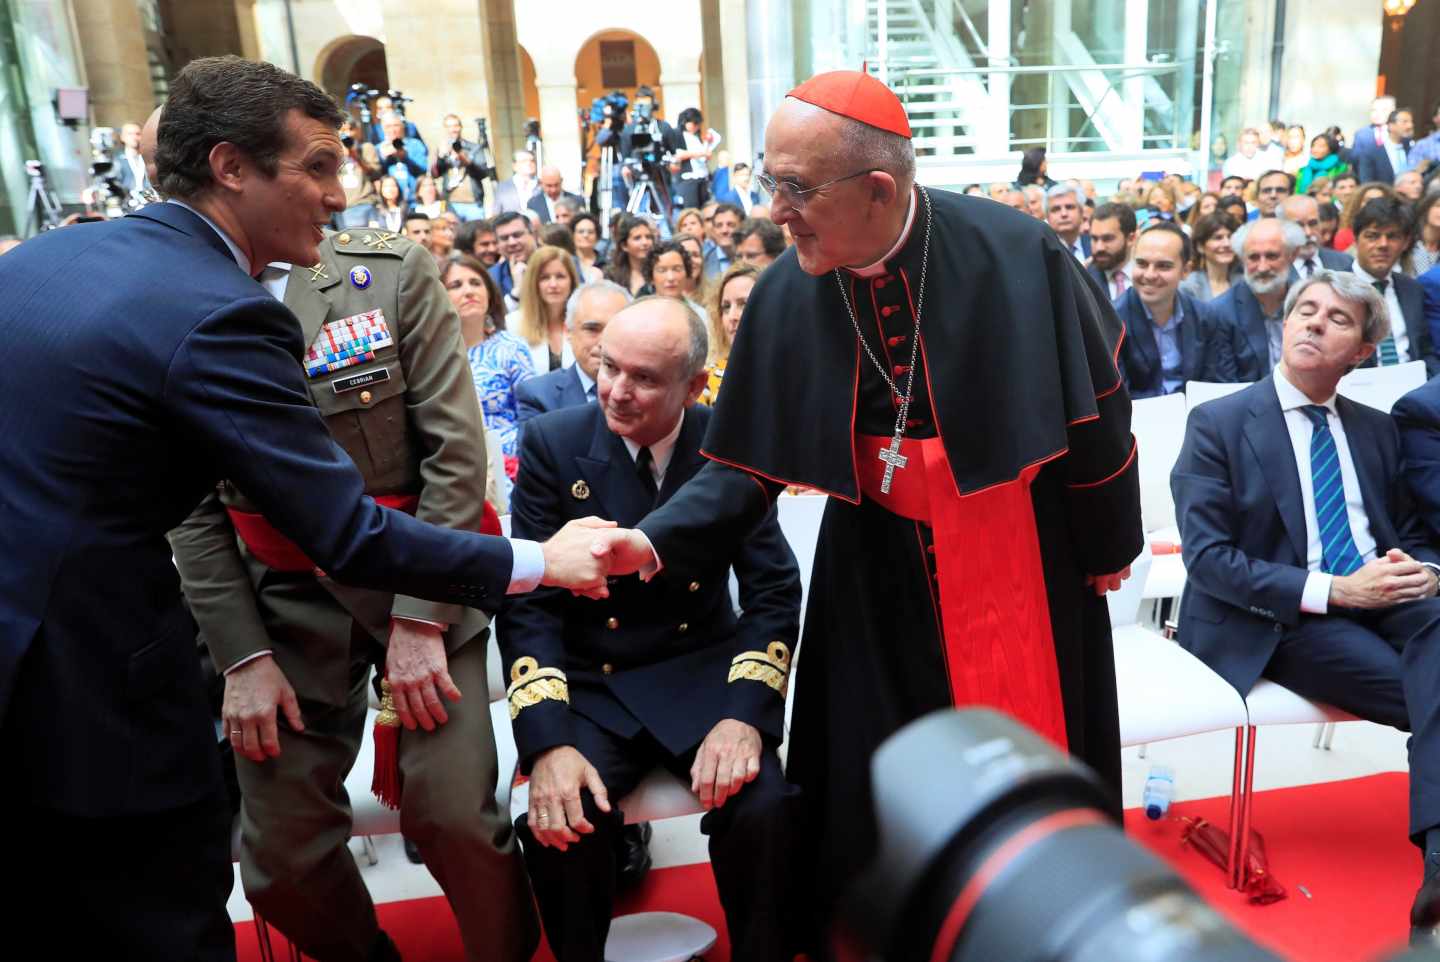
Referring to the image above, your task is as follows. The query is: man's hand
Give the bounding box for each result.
[223,654,304,763]
[385,619,461,731]
[1331,549,1439,609]
[589,528,660,579]
[540,517,619,595]
[1085,565,1132,596]
[690,719,762,810]
[378,141,397,160]
[528,745,611,851]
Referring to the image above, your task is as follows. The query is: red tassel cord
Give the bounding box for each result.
[371,678,403,809]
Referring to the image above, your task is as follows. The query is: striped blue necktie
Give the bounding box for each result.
[1302,405,1363,576]
[1373,279,1400,365]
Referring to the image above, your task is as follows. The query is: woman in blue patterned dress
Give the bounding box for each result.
[442,254,534,495]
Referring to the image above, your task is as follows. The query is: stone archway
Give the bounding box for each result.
[313,35,389,105]
[573,31,666,185]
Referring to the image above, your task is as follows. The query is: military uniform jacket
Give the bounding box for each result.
[498,403,801,768]
[170,229,490,707]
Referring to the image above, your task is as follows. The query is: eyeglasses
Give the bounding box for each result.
[755,167,881,210]
[1258,185,1290,195]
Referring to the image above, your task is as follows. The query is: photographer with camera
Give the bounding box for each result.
[619,87,684,227]
[366,92,422,146]
[336,117,383,228]
[378,111,429,202]
[431,113,492,222]
[671,107,720,211]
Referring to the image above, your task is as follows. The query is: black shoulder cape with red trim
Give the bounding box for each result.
[701,187,1125,500]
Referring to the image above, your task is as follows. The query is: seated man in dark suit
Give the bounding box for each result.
[1422,263,1440,350]
[500,296,802,962]
[517,280,631,427]
[527,166,587,225]
[1207,217,1305,380]
[1350,196,1437,376]
[1281,194,1353,277]
[1115,221,1235,397]
[1172,269,1440,943]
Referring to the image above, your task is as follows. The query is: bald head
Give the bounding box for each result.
[1280,193,1321,256]
[139,106,162,187]
[597,296,709,446]
[539,166,564,200]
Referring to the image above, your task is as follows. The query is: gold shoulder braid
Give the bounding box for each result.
[506,656,570,719]
[728,641,792,695]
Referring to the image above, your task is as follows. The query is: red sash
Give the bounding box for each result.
[226,494,502,572]
[856,434,1069,750]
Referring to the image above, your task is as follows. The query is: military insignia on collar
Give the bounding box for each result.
[363,231,397,250]
[571,480,591,501]
[349,265,372,290]
[307,263,329,283]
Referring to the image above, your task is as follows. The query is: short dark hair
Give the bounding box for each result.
[712,202,744,222]
[1190,212,1236,269]
[1389,109,1413,125]
[1316,202,1339,224]
[732,162,749,174]
[1334,172,1360,187]
[676,107,702,128]
[1353,197,1413,237]
[643,237,696,282]
[453,218,492,255]
[403,211,430,224]
[1218,195,1249,221]
[539,222,576,254]
[1138,220,1192,264]
[732,217,785,257]
[569,211,600,238]
[1257,169,1294,191]
[492,210,531,233]
[635,85,655,100]
[441,254,508,332]
[1091,201,1137,237]
[157,56,344,199]
[1220,175,1248,188]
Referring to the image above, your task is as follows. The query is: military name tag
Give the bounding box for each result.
[332,366,391,394]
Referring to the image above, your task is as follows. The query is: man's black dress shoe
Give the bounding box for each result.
[616,821,654,890]
[402,835,424,865]
[1411,875,1440,946]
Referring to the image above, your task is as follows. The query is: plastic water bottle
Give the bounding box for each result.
[1143,765,1174,820]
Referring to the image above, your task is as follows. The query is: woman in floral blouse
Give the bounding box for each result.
[442,254,534,494]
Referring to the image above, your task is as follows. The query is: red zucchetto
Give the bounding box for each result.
[786,70,912,139]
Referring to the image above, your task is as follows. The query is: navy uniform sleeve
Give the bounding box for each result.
[165,294,513,610]
[722,503,801,740]
[637,460,784,582]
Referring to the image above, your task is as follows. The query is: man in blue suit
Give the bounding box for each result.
[1349,196,1438,376]
[1045,183,1091,261]
[1173,269,1440,943]
[1281,194,1353,277]
[0,56,613,961]
[1421,263,1440,352]
[517,280,631,428]
[501,297,801,961]
[1355,108,1416,186]
[1114,222,1235,397]
[1207,218,1306,380]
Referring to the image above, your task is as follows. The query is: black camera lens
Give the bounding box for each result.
[453,139,463,152]
[341,135,354,149]
[392,137,404,150]
[838,710,1282,962]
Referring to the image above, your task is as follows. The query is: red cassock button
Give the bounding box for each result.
[894,365,910,377]
[888,335,907,347]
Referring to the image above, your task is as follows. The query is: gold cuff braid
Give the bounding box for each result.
[506,656,570,719]
[728,641,792,695]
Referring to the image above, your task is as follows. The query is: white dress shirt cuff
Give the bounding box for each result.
[1300,572,1333,615]
[507,539,547,594]
[392,616,448,632]
[223,650,274,675]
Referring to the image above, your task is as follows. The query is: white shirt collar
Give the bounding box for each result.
[849,189,917,278]
[168,199,252,276]
[574,364,596,398]
[1352,261,1396,284]
[621,409,687,483]
[1274,364,1337,414]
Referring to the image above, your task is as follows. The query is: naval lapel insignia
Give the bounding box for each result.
[336,232,352,245]
[349,265,372,290]
[571,480,591,501]
[307,263,330,283]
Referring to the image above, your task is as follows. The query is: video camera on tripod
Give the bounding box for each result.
[86,127,136,217]
[346,83,380,125]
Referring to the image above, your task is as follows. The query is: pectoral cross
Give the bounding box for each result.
[878,434,908,494]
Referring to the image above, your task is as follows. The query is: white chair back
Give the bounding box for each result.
[1106,547,1153,629]
[776,493,826,604]
[1129,394,1187,532]
[1337,360,1425,413]
[1184,379,1250,411]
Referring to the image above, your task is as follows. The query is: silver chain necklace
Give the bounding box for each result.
[833,185,933,493]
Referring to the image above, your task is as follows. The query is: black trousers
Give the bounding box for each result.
[14,790,235,961]
[515,714,799,962]
[1266,597,1440,841]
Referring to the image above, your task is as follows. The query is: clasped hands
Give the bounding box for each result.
[527,719,762,851]
[539,517,659,599]
[1329,548,1440,609]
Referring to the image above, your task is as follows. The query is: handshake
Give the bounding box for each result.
[537,517,657,598]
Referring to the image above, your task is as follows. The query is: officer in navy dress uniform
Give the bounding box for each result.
[499,296,803,961]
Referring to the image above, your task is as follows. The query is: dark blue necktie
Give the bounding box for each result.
[1302,405,1363,576]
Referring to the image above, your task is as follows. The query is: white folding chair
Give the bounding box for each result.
[1108,549,1250,884]
[1338,359,1426,414]
[1184,379,1251,410]
[1129,394,1190,606]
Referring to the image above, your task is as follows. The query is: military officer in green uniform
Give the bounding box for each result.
[170,227,538,962]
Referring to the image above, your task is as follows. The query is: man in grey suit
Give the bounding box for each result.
[1282,194,1353,279]
[528,166,587,225]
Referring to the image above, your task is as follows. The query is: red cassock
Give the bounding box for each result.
[636,186,1143,951]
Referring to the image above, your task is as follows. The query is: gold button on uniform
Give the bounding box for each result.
[606,617,619,630]
[688,581,700,592]
[337,232,352,244]
[602,663,614,675]
[359,390,373,404]
[678,622,689,633]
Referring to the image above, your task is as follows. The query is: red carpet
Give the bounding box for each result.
[235,773,1415,961]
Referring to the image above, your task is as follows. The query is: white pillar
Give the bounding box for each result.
[536,81,584,192]
[719,0,753,163]
[987,0,1012,153]
[1050,0,1073,148]
[1123,0,1148,151]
